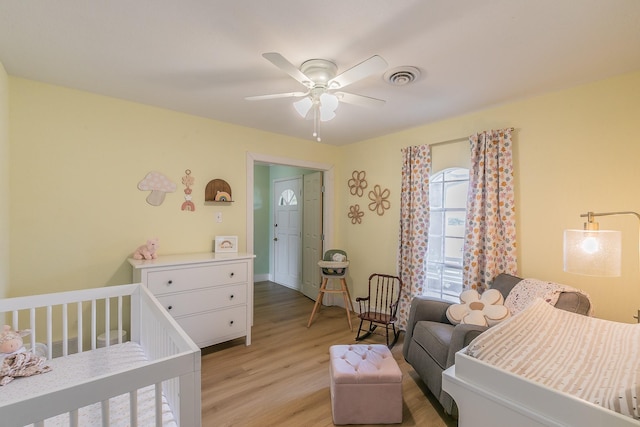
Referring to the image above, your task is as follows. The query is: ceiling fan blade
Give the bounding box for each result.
[335,91,386,108]
[245,91,308,101]
[262,52,313,88]
[329,55,388,89]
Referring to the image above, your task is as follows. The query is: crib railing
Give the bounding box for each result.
[0,284,136,358]
[133,283,203,424]
[0,283,201,427]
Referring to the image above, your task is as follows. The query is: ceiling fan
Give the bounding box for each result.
[246,52,388,142]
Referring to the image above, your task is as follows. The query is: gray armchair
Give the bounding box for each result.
[402,273,591,417]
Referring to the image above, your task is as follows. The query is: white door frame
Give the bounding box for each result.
[246,152,334,275]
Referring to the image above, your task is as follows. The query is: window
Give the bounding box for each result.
[278,189,297,206]
[424,168,469,302]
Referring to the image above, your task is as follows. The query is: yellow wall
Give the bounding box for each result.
[6,70,640,323]
[8,77,339,296]
[340,71,640,323]
[0,63,8,300]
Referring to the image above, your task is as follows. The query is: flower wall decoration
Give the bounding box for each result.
[368,184,391,216]
[348,170,368,197]
[348,204,364,224]
[181,169,195,211]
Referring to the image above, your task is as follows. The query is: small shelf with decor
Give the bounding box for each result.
[205,179,233,202]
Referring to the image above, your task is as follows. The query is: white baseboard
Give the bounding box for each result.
[254,273,270,283]
[276,282,301,292]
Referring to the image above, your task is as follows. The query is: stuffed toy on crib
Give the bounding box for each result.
[0,325,51,385]
[0,325,29,357]
[132,238,159,260]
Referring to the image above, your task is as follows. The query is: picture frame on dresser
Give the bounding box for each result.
[215,235,238,253]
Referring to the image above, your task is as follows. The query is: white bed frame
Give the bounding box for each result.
[443,350,637,427]
[0,283,201,427]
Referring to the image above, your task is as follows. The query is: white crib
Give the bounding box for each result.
[0,283,201,427]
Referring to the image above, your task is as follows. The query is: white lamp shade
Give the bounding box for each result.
[319,93,339,122]
[319,108,336,121]
[293,97,312,118]
[563,229,622,276]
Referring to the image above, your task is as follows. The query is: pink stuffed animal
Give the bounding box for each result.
[0,325,29,357]
[0,325,51,386]
[132,238,159,260]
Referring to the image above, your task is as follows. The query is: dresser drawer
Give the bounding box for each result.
[156,284,246,318]
[146,262,248,295]
[175,306,247,347]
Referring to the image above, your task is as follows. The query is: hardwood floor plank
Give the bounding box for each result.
[201,281,457,426]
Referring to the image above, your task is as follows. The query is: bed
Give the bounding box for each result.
[442,298,640,427]
[0,283,201,427]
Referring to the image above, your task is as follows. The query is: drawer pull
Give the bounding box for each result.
[229,320,234,326]
[229,294,234,300]
[229,272,235,278]
[167,280,173,285]
[167,305,173,310]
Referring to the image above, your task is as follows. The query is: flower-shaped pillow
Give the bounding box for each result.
[446,289,510,327]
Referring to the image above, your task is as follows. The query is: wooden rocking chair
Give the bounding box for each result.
[355,273,403,348]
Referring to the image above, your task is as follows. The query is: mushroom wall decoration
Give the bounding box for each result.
[138,171,177,206]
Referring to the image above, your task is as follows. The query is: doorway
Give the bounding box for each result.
[246,153,335,301]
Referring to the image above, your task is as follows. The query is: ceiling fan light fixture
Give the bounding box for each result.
[293,97,313,118]
[320,109,336,122]
[319,93,339,121]
[250,52,388,143]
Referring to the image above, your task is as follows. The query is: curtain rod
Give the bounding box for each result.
[429,127,516,147]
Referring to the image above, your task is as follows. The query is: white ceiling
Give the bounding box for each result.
[1,1,639,145]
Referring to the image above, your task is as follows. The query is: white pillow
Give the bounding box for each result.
[446,289,510,327]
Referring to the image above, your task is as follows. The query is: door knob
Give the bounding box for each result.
[274,237,278,241]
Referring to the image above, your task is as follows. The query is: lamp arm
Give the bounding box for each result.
[580,211,640,224]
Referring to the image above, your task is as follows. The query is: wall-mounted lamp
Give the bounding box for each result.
[564,211,640,320]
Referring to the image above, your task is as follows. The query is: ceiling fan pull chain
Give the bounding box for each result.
[313,106,321,142]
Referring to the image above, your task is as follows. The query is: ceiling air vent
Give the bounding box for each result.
[384,66,421,86]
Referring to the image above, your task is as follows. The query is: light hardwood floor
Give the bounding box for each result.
[200,281,457,427]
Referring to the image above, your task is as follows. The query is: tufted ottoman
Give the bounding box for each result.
[329,344,403,424]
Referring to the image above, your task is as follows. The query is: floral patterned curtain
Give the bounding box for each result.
[397,144,431,329]
[462,128,517,292]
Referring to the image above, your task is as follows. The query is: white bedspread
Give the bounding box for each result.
[0,342,177,426]
[465,298,640,421]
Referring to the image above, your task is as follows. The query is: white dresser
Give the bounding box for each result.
[128,252,255,348]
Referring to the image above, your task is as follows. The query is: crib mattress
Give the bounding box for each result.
[464,298,640,421]
[0,341,177,426]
